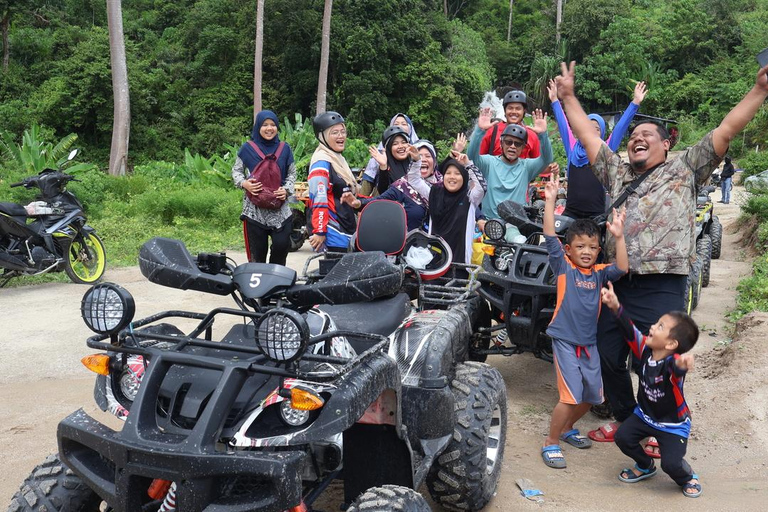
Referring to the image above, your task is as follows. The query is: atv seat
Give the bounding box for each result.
[319,292,412,346]
[287,252,402,307]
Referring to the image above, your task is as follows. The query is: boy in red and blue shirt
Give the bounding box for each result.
[540,175,628,469]
[601,282,701,498]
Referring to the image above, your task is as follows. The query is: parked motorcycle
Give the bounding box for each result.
[10,202,506,512]
[471,200,574,362]
[0,150,106,286]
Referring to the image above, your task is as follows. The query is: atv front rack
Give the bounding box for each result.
[413,262,481,310]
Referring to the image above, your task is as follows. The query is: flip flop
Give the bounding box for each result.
[682,474,702,498]
[541,444,567,469]
[618,463,657,483]
[588,421,619,442]
[560,428,592,449]
[644,437,661,459]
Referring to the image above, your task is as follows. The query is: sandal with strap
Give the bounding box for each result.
[541,444,567,469]
[683,474,702,498]
[644,437,661,459]
[588,421,619,442]
[560,428,592,449]
[618,463,657,483]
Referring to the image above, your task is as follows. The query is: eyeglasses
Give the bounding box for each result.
[501,138,525,149]
[329,129,347,137]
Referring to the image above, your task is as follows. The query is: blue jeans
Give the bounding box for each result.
[721,177,732,203]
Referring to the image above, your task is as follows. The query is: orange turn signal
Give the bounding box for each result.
[290,388,325,411]
[81,354,110,376]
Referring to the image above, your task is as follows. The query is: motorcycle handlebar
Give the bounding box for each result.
[9,182,24,188]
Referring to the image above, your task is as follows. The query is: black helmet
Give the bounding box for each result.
[501,124,528,144]
[382,125,409,147]
[502,90,528,109]
[313,111,345,139]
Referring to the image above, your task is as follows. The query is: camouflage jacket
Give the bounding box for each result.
[592,131,722,275]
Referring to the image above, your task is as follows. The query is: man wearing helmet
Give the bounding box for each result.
[478,90,541,158]
[468,108,554,240]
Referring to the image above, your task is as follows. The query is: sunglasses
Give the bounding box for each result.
[501,138,525,149]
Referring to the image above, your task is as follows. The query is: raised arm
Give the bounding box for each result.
[549,79,574,157]
[606,81,646,151]
[712,65,768,156]
[405,146,430,199]
[556,61,604,164]
[543,174,560,236]
[454,151,485,206]
[523,110,555,181]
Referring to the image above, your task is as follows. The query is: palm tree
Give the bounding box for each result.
[106,0,130,176]
[253,0,265,119]
[316,0,333,115]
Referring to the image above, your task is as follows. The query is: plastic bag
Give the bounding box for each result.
[404,245,433,269]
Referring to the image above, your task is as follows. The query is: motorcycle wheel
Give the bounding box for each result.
[63,233,106,284]
[9,454,102,511]
[346,485,431,512]
[426,362,507,511]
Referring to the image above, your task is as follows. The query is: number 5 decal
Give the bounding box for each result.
[250,273,263,288]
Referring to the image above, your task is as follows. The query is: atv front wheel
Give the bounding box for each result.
[288,209,307,252]
[346,485,431,512]
[426,362,507,511]
[63,233,106,284]
[686,258,702,314]
[697,235,712,287]
[9,454,101,511]
[709,216,722,259]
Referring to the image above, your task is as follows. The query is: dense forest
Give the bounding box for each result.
[1,0,767,167]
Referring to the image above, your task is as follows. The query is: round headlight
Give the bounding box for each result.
[484,219,506,241]
[81,283,135,335]
[256,308,309,363]
[118,356,145,402]
[279,399,311,426]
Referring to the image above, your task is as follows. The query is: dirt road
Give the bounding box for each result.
[2,186,766,510]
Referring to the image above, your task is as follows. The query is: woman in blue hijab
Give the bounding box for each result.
[232,110,296,265]
[548,80,647,219]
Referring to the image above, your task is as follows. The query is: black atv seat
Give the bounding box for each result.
[287,252,402,307]
[318,292,412,339]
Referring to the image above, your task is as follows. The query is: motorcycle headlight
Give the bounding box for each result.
[280,399,311,427]
[256,308,310,363]
[484,219,506,241]
[81,283,135,335]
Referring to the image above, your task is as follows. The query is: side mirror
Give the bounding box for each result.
[67,149,79,161]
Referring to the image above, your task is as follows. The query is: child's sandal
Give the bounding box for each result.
[618,463,657,483]
[682,474,702,498]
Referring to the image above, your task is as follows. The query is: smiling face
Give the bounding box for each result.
[392,115,411,135]
[443,165,464,193]
[564,233,601,269]
[418,147,434,178]
[389,135,409,161]
[325,123,347,152]
[259,119,278,141]
[628,123,669,173]
[504,103,525,124]
[500,136,525,163]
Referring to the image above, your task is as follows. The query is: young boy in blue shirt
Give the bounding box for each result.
[540,175,628,469]
[601,282,701,497]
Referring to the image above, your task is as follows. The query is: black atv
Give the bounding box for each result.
[686,184,723,313]
[470,200,573,362]
[10,207,506,512]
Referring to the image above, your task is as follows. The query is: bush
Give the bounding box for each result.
[742,194,768,223]
[736,151,768,180]
[733,255,768,320]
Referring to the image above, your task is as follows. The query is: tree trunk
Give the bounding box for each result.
[316,0,333,115]
[106,0,130,176]
[1,11,9,73]
[507,0,514,42]
[556,0,563,44]
[253,0,264,120]
[443,0,448,17]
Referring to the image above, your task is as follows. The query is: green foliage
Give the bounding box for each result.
[742,194,768,223]
[733,253,768,320]
[0,125,88,174]
[737,151,768,180]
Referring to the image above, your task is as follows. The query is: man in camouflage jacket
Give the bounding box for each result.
[555,61,768,441]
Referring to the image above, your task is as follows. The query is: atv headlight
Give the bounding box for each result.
[81,283,135,335]
[119,363,143,402]
[494,249,514,272]
[484,219,506,241]
[280,399,311,426]
[256,308,309,363]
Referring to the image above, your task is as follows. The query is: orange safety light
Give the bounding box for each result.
[289,388,325,411]
[81,354,110,376]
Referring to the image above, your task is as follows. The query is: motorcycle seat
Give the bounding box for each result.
[319,292,412,339]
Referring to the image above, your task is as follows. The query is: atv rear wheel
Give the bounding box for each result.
[709,216,722,259]
[426,362,507,511]
[63,233,106,284]
[685,258,702,314]
[697,235,712,287]
[288,208,307,252]
[9,454,101,511]
[346,485,431,512]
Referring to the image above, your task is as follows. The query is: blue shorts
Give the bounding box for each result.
[552,338,603,405]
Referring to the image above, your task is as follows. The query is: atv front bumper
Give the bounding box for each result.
[58,409,306,512]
